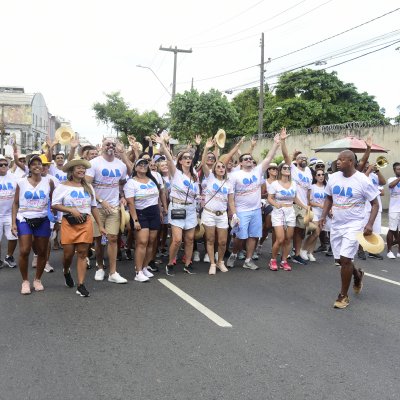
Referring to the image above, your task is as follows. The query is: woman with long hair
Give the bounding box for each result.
[267,163,308,271]
[201,138,236,274]
[157,160,171,257]
[152,135,199,276]
[52,158,105,297]
[11,155,55,294]
[299,168,327,262]
[124,158,166,282]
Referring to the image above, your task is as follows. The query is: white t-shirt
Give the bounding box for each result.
[52,184,96,214]
[86,156,127,207]
[325,171,379,229]
[365,172,382,213]
[291,164,312,205]
[310,184,327,220]
[230,165,263,212]
[151,171,165,189]
[202,173,233,212]
[0,172,18,217]
[17,176,51,220]
[162,175,171,194]
[123,177,160,210]
[49,165,67,182]
[170,169,199,203]
[268,180,297,206]
[388,176,400,213]
[13,166,27,178]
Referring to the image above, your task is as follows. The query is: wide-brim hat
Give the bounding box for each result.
[214,129,226,149]
[55,125,75,145]
[62,157,91,172]
[120,208,130,233]
[356,232,384,254]
[304,207,314,225]
[194,220,205,240]
[307,221,318,232]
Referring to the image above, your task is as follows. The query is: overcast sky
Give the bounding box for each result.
[2,0,399,144]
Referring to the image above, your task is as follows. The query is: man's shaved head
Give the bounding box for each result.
[339,150,355,163]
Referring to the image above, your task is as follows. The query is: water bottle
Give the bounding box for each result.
[101,234,108,245]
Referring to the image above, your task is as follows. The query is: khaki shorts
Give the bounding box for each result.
[294,204,306,229]
[93,207,120,237]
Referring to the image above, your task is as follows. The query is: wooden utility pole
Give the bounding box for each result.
[159,45,192,98]
[258,33,265,136]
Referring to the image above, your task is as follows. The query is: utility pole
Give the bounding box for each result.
[258,33,265,136]
[0,107,5,156]
[159,45,192,98]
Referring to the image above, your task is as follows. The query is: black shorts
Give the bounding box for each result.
[131,204,161,231]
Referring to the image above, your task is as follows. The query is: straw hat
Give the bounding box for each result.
[307,221,317,233]
[194,219,205,240]
[62,157,91,172]
[214,129,226,149]
[55,126,75,145]
[304,207,314,225]
[120,208,130,233]
[356,232,384,254]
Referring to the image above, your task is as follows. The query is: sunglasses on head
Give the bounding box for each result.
[242,156,253,162]
[0,163,8,167]
[182,155,193,160]
[268,167,277,170]
[137,161,149,167]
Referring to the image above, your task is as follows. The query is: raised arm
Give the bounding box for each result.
[152,135,176,176]
[201,138,215,178]
[12,142,25,171]
[222,136,245,166]
[261,134,281,173]
[68,138,80,161]
[279,127,291,166]
[356,136,372,172]
[249,138,257,156]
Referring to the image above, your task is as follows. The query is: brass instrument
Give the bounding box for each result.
[375,155,388,169]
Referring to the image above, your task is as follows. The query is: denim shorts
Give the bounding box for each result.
[17,218,51,238]
[168,202,197,231]
[233,209,262,239]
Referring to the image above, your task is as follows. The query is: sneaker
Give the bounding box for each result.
[335,260,341,266]
[32,254,38,268]
[193,251,200,262]
[387,251,396,259]
[292,255,307,265]
[368,253,383,260]
[21,280,31,295]
[142,267,154,278]
[252,253,259,260]
[243,259,259,270]
[44,262,54,273]
[64,271,75,288]
[269,259,278,271]
[226,253,237,268]
[315,244,327,253]
[357,250,366,260]
[76,284,90,297]
[353,268,365,294]
[108,272,128,284]
[183,264,196,274]
[94,269,105,281]
[238,250,246,260]
[4,255,17,268]
[308,253,316,262]
[33,279,44,291]
[299,250,309,261]
[148,260,159,273]
[333,294,350,309]
[217,261,228,272]
[125,249,133,260]
[208,264,217,275]
[203,253,210,263]
[166,264,175,276]
[135,270,150,282]
[280,260,292,271]
[326,250,333,257]
[161,248,168,257]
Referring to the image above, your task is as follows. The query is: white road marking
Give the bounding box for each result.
[158,279,232,328]
[364,272,400,286]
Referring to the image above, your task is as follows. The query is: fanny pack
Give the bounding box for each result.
[24,217,48,229]
[63,213,88,225]
[171,208,186,220]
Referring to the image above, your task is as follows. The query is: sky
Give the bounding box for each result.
[2,0,399,144]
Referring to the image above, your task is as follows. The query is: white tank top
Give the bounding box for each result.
[17,176,51,221]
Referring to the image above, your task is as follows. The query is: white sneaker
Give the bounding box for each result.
[142,267,154,278]
[134,270,150,282]
[44,262,54,273]
[94,269,105,281]
[32,254,38,268]
[252,253,259,260]
[300,250,309,261]
[108,272,127,283]
[203,253,210,263]
[387,251,396,259]
[308,253,316,262]
[193,251,200,262]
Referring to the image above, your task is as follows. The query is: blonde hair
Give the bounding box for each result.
[67,167,94,199]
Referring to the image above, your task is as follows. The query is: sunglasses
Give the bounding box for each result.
[298,157,307,161]
[207,156,216,160]
[0,163,8,167]
[19,159,26,162]
[281,166,290,170]
[242,157,253,162]
[105,142,116,147]
[316,173,325,177]
[137,162,149,167]
[182,155,193,160]
[216,165,226,169]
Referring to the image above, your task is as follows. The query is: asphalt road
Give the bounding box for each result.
[0,237,399,400]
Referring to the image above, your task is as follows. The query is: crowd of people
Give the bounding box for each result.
[0,129,394,309]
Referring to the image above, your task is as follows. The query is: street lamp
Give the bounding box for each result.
[136,65,172,97]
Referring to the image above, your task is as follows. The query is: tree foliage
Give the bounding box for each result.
[169,89,239,141]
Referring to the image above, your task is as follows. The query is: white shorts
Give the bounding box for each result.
[201,209,228,229]
[363,211,382,234]
[388,211,400,231]
[330,225,362,260]
[271,207,296,228]
[168,202,197,231]
[0,215,16,241]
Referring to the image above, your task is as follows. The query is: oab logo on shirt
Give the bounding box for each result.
[332,185,353,198]
[70,190,90,199]
[101,168,122,178]
[55,173,67,182]
[183,179,198,192]
[0,182,14,191]
[24,190,47,200]
[242,175,258,185]
[212,182,228,195]
[314,192,327,199]
[140,181,156,190]
[296,172,310,187]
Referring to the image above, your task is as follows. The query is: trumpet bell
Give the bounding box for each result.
[376,155,388,169]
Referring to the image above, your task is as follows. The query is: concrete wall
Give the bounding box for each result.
[240,125,400,210]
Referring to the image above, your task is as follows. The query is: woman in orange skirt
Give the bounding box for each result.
[52,158,106,297]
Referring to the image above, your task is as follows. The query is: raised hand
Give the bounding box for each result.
[145,136,151,142]
[250,138,257,148]
[151,134,164,145]
[205,137,214,149]
[273,133,281,145]
[70,138,79,149]
[365,135,373,148]
[115,141,125,154]
[280,127,289,141]
[127,135,136,146]
[195,134,201,146]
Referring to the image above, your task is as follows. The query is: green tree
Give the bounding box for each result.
[169,89,239,141]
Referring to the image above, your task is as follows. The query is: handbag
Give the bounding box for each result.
[24,217,48,229]
[63,213,88,225]
[171,179,192,220]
